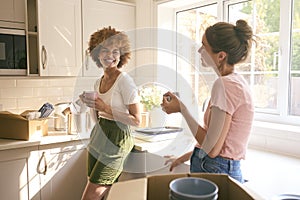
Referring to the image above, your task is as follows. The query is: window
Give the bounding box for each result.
[158,0,300,126]
[227,1,279,113]
[176,3,218,109]
[225,0,299,125]
[291,0,300,116]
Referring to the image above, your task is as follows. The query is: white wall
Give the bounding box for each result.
[249,121,300,158]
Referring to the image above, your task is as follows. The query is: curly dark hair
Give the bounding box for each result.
[88,26,131,68]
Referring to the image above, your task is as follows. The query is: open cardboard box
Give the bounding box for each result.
[107,173,264,200]
[0,111,48,140]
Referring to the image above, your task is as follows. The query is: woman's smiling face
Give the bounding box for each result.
[98,44,120,69]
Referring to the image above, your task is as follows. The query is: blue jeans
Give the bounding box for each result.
[190,147,244,183]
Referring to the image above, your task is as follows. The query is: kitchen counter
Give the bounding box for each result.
[0,130,89,200]
[133,131,195,156]
[0,129,196,153]
[2,128,294,200]
[0,129,194,183]
[0,127,195,199]
[0,132,90,151]
[118,131,195,181]
[0,128,194,178]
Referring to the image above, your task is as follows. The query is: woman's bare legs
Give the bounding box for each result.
[81,180,110,200]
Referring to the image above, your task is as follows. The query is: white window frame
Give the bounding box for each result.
[156,0,300,157]
[224,0,299,126]
[157,0,300,127]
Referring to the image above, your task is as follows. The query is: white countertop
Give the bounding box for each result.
[0,129,195,158]
[0,132,90,151]
[133,131,195,157]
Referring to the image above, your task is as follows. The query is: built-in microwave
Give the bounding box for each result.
[0,28,27,75]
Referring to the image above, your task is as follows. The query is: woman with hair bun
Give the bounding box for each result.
[162,20,254,183]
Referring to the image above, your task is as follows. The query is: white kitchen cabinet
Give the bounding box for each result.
[0,0,25,26]
[26,0,82,76]
[0,146,37,200]
[28,148,42,200]
[82,0,136,77]
[28,141,87,200]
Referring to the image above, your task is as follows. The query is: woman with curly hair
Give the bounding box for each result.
[80,26,141,200]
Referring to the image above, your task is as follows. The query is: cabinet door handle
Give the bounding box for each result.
[41,45,48,69]
[37,151,47,175]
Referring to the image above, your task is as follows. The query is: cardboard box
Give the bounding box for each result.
[0,111,48,140]
[107,173,264,200]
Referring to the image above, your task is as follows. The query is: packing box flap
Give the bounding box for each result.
[107,173,264,200]
[107,178,147,200]
[0,111,27,121]
[20,110,37,118]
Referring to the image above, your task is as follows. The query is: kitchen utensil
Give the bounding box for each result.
[38,102,54,118]
[54,102,70,131]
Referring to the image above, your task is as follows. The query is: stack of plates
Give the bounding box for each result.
[135,127,183,135]
[272,194,300,200]
[133,127,183,142]
[169,177,218,200]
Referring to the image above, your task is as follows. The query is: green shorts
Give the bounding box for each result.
[87,118,134,185]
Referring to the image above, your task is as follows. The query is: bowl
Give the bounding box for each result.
[169,193,218,200]
[169,177,218,200]
[272,194,300,200]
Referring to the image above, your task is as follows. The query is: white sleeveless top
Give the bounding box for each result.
[94,72,140,120]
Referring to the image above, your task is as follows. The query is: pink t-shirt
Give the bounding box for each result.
[204,73,254,160]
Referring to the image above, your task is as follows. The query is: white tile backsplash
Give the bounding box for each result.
[0,77,96,114]
[16,79,48,87]
[2,87,34,98]
[0,98,18,109]
[47,78,77,87]
[0,79,17,88]
[17,97,48,110]
[63,87,78,97]
[34,87,64,97]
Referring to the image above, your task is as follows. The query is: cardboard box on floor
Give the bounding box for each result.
[0,111,48,140]
[107,173,264,200]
